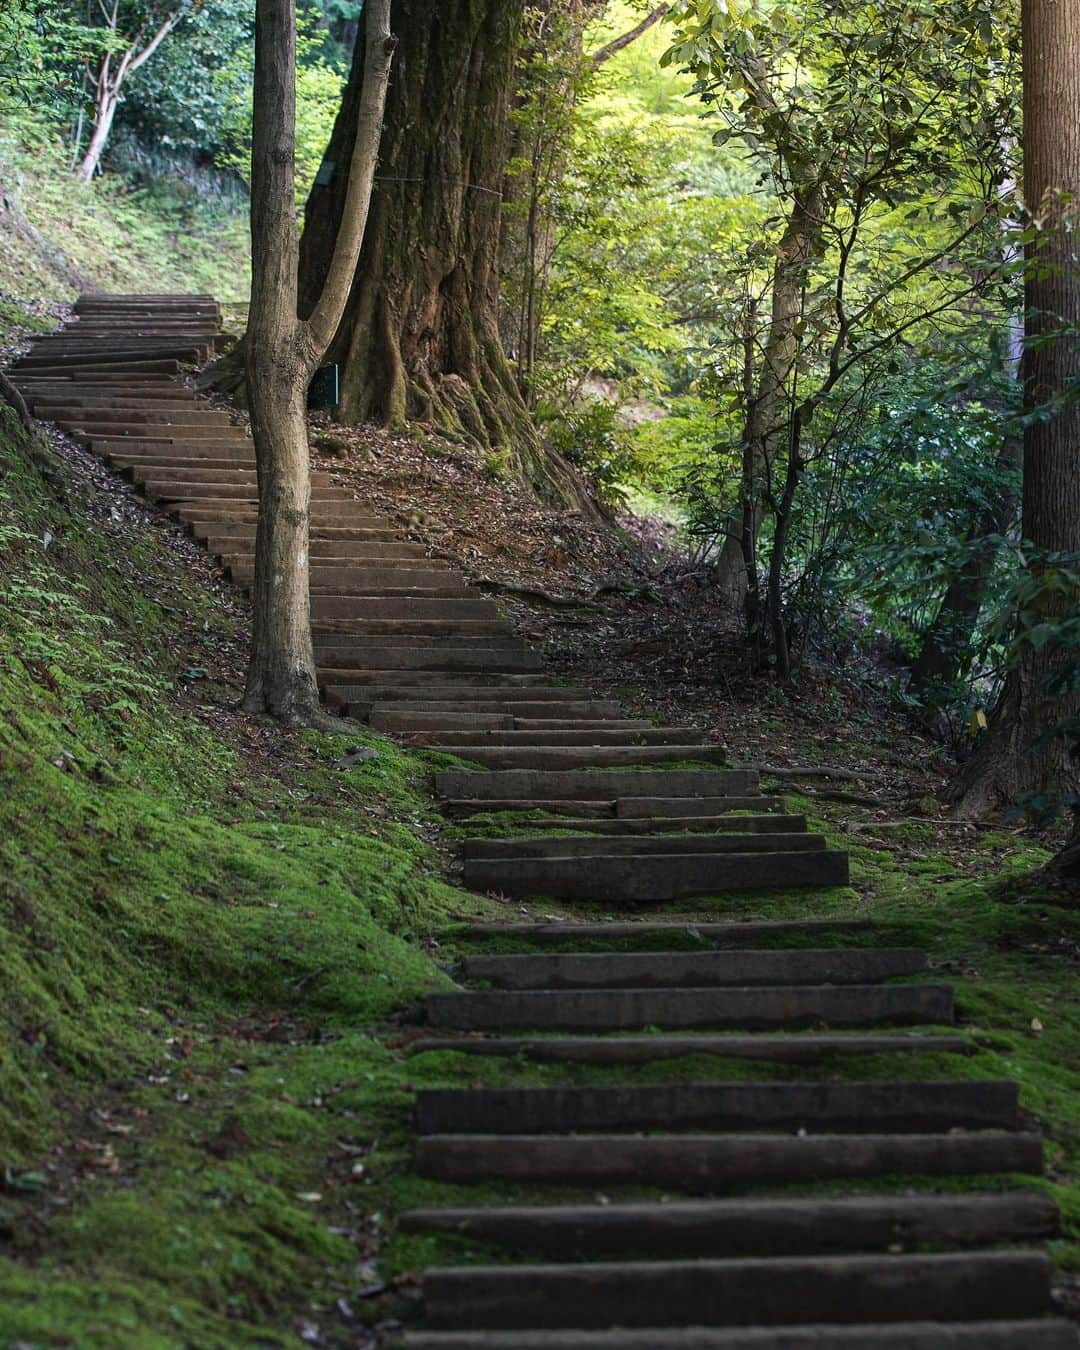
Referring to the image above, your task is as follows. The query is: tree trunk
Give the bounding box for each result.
[75,82,118,184]
[297,0,597,516]
[715,188,824,613]
[244,0,394,724]
[948,0,1080,820]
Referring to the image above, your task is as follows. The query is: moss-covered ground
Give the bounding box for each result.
[0,401,1077,1346]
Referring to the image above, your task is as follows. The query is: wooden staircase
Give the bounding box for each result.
[9,294,1076,1349]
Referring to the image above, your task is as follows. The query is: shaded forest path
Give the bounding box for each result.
[9,295,1077,1348]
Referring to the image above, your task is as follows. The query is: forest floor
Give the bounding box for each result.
[1,298,1078,1347]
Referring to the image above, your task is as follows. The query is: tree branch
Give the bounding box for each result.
[589,4,670,66]
[127,7,184,76]
[304,0,396,358]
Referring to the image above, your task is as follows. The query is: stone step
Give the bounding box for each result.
[435,769,759,800]
[416,1132,1042,1191]
[375,714,650,732]
[93,435,250,452]
[417,1251,1052,1331]
[455,947,926,990]
[311,599,500,621]
[462,847,850,899]
[460,832,824,861]
[323,675,559,699]
[409,1032,969,1065]
[425,983,953,1030]
[26,391,198,405]
[431,745,734,771]
[413,728,709,748]
[452,919,873,944]
[316,648,543,674]
[401,1320,1080,1350]
[401,1192,1058,1258]
[441,795,775,819]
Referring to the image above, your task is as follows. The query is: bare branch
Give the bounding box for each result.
[589,4,670,66]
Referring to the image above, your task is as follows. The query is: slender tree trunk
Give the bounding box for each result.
[948,0,1080,819]
[296,0,597,517]
[715,189,824,614]
[244,0,395,723]
[75,85,118,183]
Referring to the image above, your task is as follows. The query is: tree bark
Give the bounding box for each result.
[948,0,1080,821]
[244,0,394,724]
[296,0,597,517]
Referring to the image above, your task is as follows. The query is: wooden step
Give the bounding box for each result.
[416,1080,1019,1136]
[312,599,500,621]
[460,832,825,860]
[414,728,709,748]
[377,714,651,732]
[451,919,873,944]
[425,983,953,1030]
[402,1321,1080,1350]
[462,847,850,899]
[441,795,775,819]
[315,645,543,673]
[474,813,804,834]
[435,769,759,799]
[418,1251,1053,1330]
[409,1032,969,1064]
[416,1132,1042,1191]
[401,1191,1058,1258]
[455,947,926,990]
[432,745,735,771]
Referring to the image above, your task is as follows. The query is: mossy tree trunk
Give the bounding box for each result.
[297,0,597,516]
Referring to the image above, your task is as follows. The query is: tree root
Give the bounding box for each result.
[0,372,31,429]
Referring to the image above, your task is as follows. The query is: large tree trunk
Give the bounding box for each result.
[244,0,394,724]
[948,0,1080,821]
[297,0,596,516]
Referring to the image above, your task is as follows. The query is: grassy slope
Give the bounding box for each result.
[0,410,495,1345]
[0,129,250,323]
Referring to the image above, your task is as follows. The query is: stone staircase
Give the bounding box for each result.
[9,294,1076,1349]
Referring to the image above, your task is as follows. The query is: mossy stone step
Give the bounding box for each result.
[425,982,952,1030]
[310,620,514,638]
[415,1080,1018,1136]
[456,947,926,990]
[373,713,646,731]
[315,646,540,675]
[402,1321,1080,1348]
[433,745,736,771]
[416,1131,1042,1191]
[462,847,849,899]
[409,1032,969,1065]
[400,1192,1058,1258]
[372,700,624,719]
